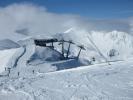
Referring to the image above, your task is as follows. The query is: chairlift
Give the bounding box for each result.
[35,38,86,60]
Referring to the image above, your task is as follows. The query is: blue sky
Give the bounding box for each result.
[0,0,133,19]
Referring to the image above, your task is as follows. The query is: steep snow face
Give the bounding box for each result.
[0,39,20,50]
[92,31,133,59]
[0,48,19,73]
[55,28,133,62]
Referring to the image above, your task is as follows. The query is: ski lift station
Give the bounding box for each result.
[34,38,85,60]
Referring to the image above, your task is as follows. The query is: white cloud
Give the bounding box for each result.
[0,3,132,41]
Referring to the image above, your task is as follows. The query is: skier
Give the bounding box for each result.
[7,68,11,77]
[32,70,35,74]
[5,67,6,71]
[18,72,20,77]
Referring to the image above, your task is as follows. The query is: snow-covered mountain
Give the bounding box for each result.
[91,30,133,59]
[1,28,133,73]
[54,28,133,62]
[0,29,133,100]
[0,4,133,100]
[0,26,133,100]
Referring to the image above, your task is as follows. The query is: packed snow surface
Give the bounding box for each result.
[0,43,132,100]
[0,57,133,100]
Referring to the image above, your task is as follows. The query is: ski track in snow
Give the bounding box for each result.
[0,45,133,100]
[13,46,26,68]
[1,59,133,100]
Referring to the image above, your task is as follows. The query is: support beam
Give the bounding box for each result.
[77,48,82,59]
[62,40,64,58]
[77,45,85,59]
[51,42,54,48]
[66,40,72,58]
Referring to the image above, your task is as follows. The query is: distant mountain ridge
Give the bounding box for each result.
[0,39,20,50]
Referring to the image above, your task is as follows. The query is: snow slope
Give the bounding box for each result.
[0,4,133,100]
[0,31,133,100]
[0,48,19,73]
[0,58,133,100]
[54,28,133,63]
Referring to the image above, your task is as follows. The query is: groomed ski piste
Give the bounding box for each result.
[0,46,133,100]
